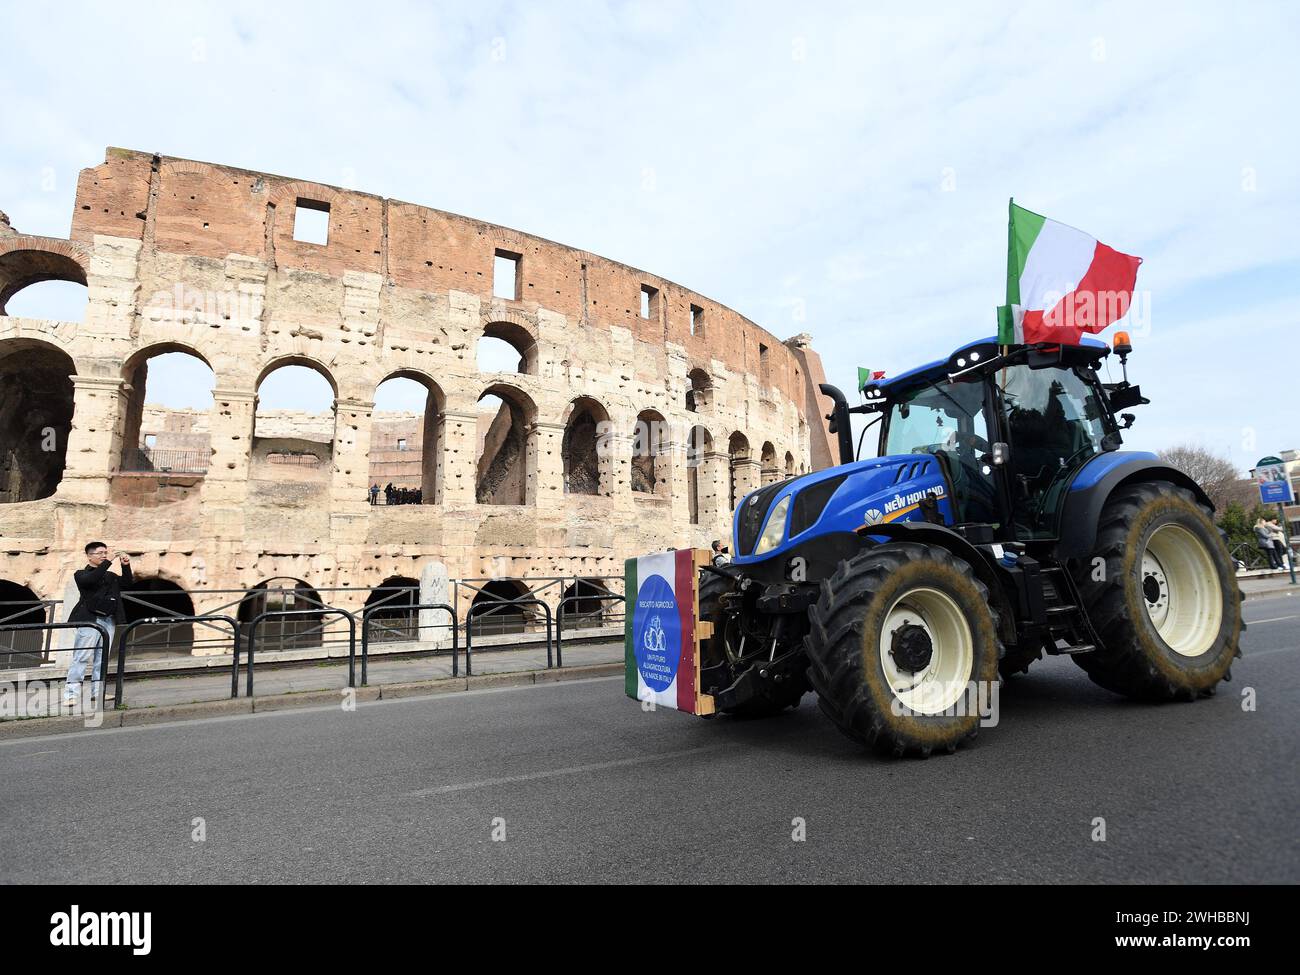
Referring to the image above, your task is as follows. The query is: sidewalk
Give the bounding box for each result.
[113,638,623,709]
[1239,573,1299,598]
[0,638,625,736]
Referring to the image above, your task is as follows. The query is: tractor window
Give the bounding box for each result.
[882,380,998,525]
[999,365,1108,538]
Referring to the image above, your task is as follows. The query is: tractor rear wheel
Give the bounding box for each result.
[805,542,1002,757]
[1072,482,1242,699]
[699,572,808,716]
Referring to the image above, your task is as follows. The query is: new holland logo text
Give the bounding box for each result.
[865,485,945,524]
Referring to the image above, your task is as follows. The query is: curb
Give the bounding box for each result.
[1244,584,1299,600]
[0,662,624,740]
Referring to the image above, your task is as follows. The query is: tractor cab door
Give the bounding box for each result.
[996,363,1110,540]
[881,379,1002,528]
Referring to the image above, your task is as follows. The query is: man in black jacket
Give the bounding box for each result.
[63,541,131,707]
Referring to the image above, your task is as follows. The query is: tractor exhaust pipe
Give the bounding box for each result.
[819,383,855,466]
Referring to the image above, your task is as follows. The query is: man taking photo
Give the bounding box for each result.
[63,541,132,708]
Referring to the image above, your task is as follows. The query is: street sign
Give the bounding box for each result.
[1253,456,1295,505]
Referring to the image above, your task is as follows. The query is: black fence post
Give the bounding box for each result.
[555,593,625,669]
[0,621,109,708]
[245,608,356,699]
[464,597,553,676]
[230,625,242,700]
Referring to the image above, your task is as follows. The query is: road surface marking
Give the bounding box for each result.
[1246,615,1298,625]
[403,744,722,797]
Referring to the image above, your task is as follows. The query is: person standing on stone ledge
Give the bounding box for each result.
[63,541,132,708]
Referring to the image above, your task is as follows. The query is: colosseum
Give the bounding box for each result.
[0,147,835,659]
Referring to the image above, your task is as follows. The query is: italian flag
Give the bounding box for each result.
[998,201,1142,346]
[624,549,705,713]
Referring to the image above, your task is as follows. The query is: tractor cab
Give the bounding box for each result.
[859,335,1141,543]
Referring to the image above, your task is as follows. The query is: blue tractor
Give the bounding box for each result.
[700,334,1243,755]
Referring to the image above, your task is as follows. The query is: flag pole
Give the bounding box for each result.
[998,197,1015,387]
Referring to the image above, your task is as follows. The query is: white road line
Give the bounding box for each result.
[1246,616,1298,625]
[403,744,722,798]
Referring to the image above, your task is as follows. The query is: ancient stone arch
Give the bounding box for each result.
[476,382,538,505]
[562,395,611,497]
[0,338,76,502]
[0,237,90,313]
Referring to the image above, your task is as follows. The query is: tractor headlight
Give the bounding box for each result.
[754,496,791,555]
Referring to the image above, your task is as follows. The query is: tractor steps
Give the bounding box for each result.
[1047,640,1096,656]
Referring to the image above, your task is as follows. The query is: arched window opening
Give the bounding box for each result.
[253,362,336,474]
[119,577,196,658]
[0,580,51,669]
[728,431,751,511]
[365,576,420,642]
[686,369,713,413]
[372,375,443,505]
[477,321,537,375]
[476,385,535,505]
[761,441,779,485]
[558,578,616,631]
[688,425,714,525]
[468,579,532,636]
[0,248,88,322]
[632,409,668,497]
[237,578,325,652]
[0,340,74,502]
[562,397,610,496]
[120,347,214,475]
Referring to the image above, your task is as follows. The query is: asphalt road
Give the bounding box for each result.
[2,591,1296,884]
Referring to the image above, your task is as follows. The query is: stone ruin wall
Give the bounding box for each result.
[0,147,837,623]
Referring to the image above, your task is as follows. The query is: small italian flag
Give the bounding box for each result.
[997,201,1142,347]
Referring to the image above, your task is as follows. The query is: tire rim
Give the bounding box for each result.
[1140,523,1222,657]
[879,587,974,714]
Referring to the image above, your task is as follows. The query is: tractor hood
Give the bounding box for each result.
[731,454,951,563]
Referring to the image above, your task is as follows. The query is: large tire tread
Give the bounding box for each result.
[804,542,1002,758]
[1072,481,1242,700]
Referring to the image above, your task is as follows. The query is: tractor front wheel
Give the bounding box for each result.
[805,542,1002,757]
[1073,482,1242,699]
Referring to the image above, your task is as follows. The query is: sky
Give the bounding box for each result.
[2,0,1297,472]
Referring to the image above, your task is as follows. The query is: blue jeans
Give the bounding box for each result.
[66,617,114,701]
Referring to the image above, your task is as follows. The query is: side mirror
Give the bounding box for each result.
[991,442,1010,466]
[1108,384,1148,411]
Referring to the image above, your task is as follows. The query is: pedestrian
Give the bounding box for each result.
[1255,518,1281,569]
[369,483,379,505]
[384,483,394,506]
[711,540,730,567]
[64,541,132,707]
[1267,519,1289,569]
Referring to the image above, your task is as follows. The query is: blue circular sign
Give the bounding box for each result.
[633,574,681,692]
